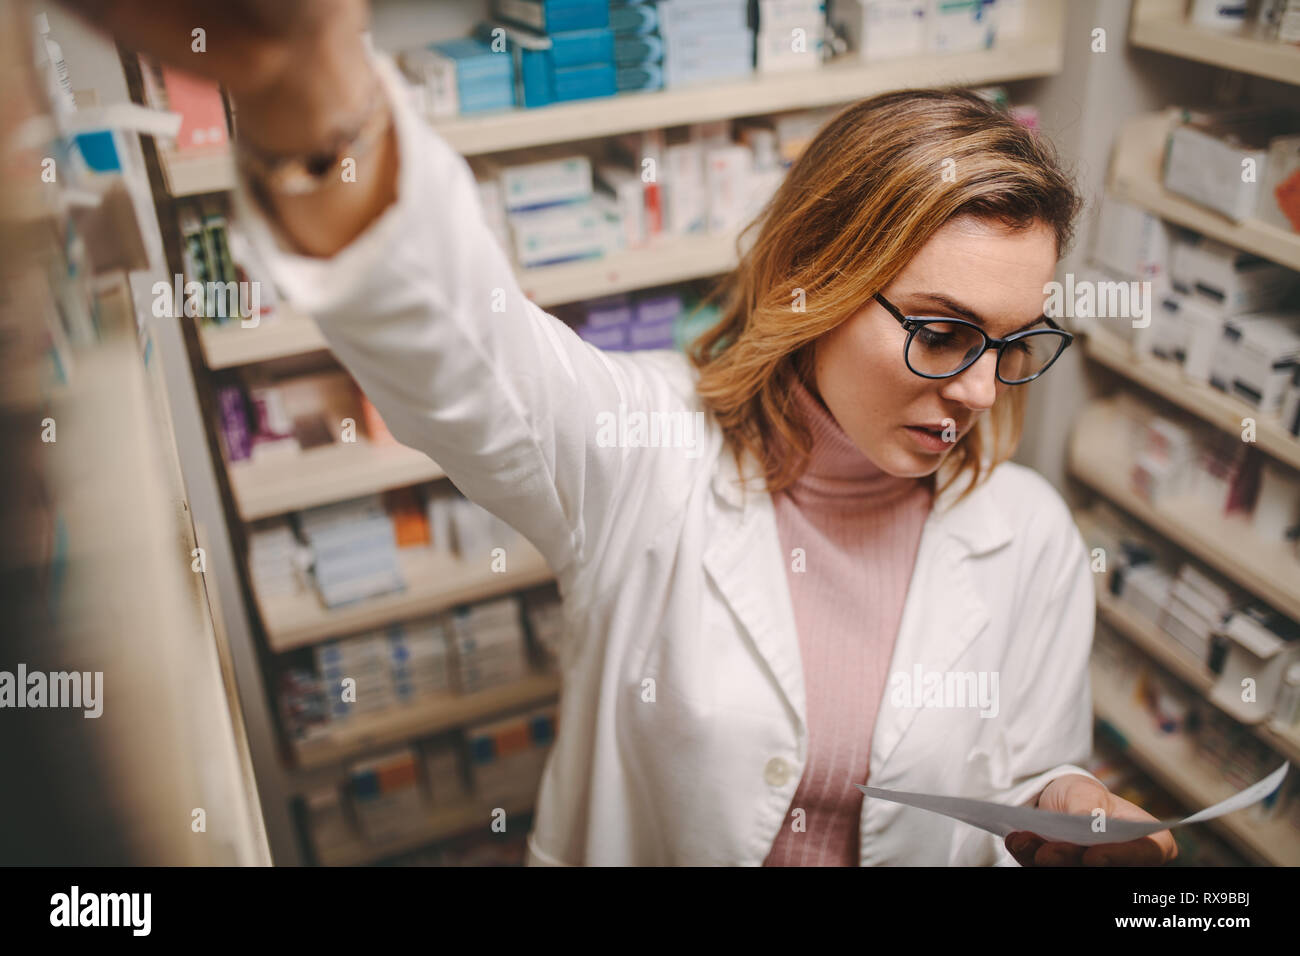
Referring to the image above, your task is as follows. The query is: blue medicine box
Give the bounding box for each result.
[521,57,616,107]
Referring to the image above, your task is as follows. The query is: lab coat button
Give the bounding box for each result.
[764,757,790,787]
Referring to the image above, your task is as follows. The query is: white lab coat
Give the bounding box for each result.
[237,54,1101,866]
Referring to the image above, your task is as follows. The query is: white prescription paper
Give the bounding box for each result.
[856,762,1289,846]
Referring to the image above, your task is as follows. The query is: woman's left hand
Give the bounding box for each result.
[1004,773,1179,867]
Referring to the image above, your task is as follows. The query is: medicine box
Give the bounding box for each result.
[1169,235,1297,314]
[1258,133,1300,234]
[1163,108,1300,223]
[833,0,927,61]
[494,149,593,212]
[1209,311,1300,413]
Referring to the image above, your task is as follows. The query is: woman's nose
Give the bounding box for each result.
[940,349,1000,411]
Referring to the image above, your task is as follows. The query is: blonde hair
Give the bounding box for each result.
[688,88,1082,508]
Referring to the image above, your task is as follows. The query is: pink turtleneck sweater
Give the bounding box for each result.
[763,376,935,867]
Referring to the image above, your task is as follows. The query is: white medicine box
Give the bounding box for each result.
[1169,235,1297,314]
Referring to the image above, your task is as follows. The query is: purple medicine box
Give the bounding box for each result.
[635,293,683,325]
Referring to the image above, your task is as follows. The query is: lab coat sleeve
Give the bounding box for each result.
[985,515,1104,867]
[232,53,661,593]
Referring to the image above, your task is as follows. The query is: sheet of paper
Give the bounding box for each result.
[856,762,1289,846]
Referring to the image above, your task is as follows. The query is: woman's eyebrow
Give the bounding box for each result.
[910,291,1046,336]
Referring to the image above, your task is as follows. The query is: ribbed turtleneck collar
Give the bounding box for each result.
[783,375,928,511]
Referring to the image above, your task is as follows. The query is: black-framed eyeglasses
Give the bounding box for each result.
[874,292,1073,385]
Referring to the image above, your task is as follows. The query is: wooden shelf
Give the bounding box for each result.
[1068,403,1300,621]
[257,539,553,652]
[1094,587,1300,766]
[293,671,560,771]
[1129,0,1300,87]
[230,440,445,522]
[315,792,536,867]
[196,233,740,369]
[1084,330,1300,472]
[1091,661,1300,866]
[198,306,329,369]
[1108,111,1300,272]
[431,33,1064,156]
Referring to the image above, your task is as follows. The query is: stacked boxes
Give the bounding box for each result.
[756,0,827,73]
[1210,311,1300,414]
[490,0,616,108]
[405,37,515,118]
[573,289,684,350]
[1210,607,1300,724]
[466,704,558,804]
[247,518,304,598]
[660,0,754,88]
[611,0,663,93]
[1158,564,1245,663]
[298,495,404,609]
[449,596,531,693]
[314,619,453,723]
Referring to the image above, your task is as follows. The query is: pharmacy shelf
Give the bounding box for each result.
[196,233,740,369]
[315,792,536,867]
[1091,661,1300,867]
[257,538,553,652]
[517,231,739,305]
[1067,405,1300,622]
[1129,0,1300,87]
[230,440,445,522]
[1108,111,1300,273]
[293,670,561,771]
[1084,330,1300,472]
[198,307,329,369]
[1095,587,1300,766]
[431,37,1064,156]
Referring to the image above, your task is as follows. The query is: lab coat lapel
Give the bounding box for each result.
[869,471,1013,773]
[702,448,806,734]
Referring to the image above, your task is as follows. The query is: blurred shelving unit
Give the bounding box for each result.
[1128,0,1300,85]
[1068,401,1300,622]
[1091,663,1300,867]
[1108,110,1300,273]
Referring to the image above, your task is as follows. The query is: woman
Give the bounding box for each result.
[74,0,1176,866]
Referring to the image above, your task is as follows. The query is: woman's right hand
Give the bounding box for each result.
[57,0,373,156]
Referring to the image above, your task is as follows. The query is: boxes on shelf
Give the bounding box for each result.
[416,37,516,116]
[1090,195,1172,283]
[833,0,926,61]
[1169,235,1297,315]
[1130,415,1198,506]
[449,596,532,693]
[524,594,565,664]
[660,0,754,88]
[424,486,521,559]
[248,517,306,597]
[1162,107,1300,223]
[1186,429,1258,517]
[926,0,997,53]
[465,703,558,804]
[1113,561,1174,627]
[1208,311,1300,414]
[298,494,405,609]
[1158,563,1246,663]
[755,0,827,73]
[279,667,328,743]
[1209,605,1300,724]
[349,747,426,844]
